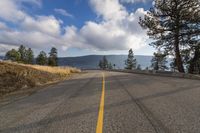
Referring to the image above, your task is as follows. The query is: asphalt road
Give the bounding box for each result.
[1,70,200,133]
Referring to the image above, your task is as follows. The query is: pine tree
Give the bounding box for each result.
[151,51,168,71]
[5,49,21,61]
[99,60,103,69]
[125,49,137,70]
[102,56,108,69]
[98,56,109,69]
[108,62,113,69]
[139,0,200,73]
[36,51,48,65]
[26,48,34,64]
[18,45,27,63]
[188,43,200,74]
[48,47,58,66]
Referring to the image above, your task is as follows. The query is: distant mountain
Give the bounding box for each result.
[1,54,171,69]
[58,55,153,69]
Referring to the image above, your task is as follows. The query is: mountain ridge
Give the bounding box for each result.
[0,55,154,69]
[58,55,153,69]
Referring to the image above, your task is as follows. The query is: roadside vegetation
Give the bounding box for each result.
[98,56,114,69]
[139,0,200,74]
[125,49,137,70]
[151,49,168,71]
[5,45,59,67]
[1,45,80,97]
[0,61,80,96]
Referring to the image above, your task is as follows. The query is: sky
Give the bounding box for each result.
[0,0,154,57]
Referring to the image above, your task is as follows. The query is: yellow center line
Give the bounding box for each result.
[96,73,105,133]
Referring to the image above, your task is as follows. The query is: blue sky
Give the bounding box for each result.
[0,0,154,57]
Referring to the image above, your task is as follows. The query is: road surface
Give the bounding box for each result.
[1,70,200,133]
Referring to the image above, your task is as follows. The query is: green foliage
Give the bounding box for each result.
[5,49,21,61]
[99,56,109,69]
[139,0,200,73]
[48,47,58,66]
[18,45,27,63]
[26,48,34,64]
[16,45,34,64]
[102,56,108,69]
[99,60,103,69]
[36,51,48,65]
[5,45,60,67]
[151,51,168,71]
[108,62,113,69]
[187,43,200,74]
[125,49,137,70]
[5,45,34,64]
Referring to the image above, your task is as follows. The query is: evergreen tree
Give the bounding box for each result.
[102,56,108,69]
[26,48,34,64]
[48,47,58,66]
[151,51,168,71]
[139,0,200,73]
[36,51,48,65]
[99,60,103,69]
[5,49,21,61]
[108,62,113,70]
[18,45,27,63]
[98,56,109,69]
[188,43,200,74]
[125,49,137,70]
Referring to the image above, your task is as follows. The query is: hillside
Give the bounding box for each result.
[0,61,80,96]
[58,55,153,69]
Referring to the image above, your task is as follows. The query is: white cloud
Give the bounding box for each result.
[60,0,148,51]
[0,0,64,51]
[0,0,148,55]
[54,8,74,18]
[18,0,42,7]
[0,43,18,55]
[120,0,147,4]
[90,0,127,21]
[0,0,27,22]
[21,15,62,36]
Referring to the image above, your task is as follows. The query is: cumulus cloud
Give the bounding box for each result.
[61,0,148,51]
[54,8,74,18]
[0,0,148,55]
[0,0,27,22]
[120,0,147,4]
[21,15,62,36]
[0,43,18,55]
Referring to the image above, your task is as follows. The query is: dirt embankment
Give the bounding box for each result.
[0,61,80,96]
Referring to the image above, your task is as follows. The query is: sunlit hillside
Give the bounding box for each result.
[0,61,80,96]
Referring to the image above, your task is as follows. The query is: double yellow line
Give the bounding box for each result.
[96,73,105,133]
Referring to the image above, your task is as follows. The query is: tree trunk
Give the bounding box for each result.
[189,61,195,74]
[174,34,185,73]
[174,14,185,73]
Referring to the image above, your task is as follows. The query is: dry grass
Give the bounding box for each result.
[24,64,80,76]
[0,61,80,96]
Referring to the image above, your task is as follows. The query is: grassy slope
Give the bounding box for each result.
[0,61,80,96]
